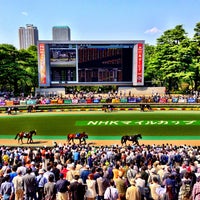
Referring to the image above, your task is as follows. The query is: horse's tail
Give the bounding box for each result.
[14,133,19,140]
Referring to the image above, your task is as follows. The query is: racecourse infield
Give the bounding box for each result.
[0,110,200,147]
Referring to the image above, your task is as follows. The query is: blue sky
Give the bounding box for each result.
[0,0,200,49]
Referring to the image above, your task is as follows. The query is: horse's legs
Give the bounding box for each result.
[133,141,139,146]
[20,138,23,144]
[28,136,32,143]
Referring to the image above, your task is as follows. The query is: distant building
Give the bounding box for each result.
[52,26,71,41]
[19,24,39,49]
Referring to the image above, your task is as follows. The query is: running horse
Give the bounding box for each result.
[67,132,88,144]
[121,133,142,146]
[15,130,37,144]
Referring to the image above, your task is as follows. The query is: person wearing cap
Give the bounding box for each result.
[126,178,141,200]
[30,161,37,174]
[12,169,24,200]
[36,168,47,200]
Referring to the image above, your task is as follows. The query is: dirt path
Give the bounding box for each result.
[1,139,200,147]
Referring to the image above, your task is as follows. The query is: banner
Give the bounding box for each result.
[137,43,143,83]
[39,43,46,84]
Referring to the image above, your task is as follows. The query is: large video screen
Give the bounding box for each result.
[78,47,133,82]
[50,48,76,82]
[47,43,135,84]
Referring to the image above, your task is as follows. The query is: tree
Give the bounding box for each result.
[145,25,192,92]
[0,44,22,95]
[144,44,156,86]
[190,22,200,91]
[0,44,38,96]
[18,45,38,95]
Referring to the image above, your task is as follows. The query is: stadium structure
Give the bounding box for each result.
[36,40,151,95]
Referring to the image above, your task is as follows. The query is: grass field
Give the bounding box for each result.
[0,110,200,141]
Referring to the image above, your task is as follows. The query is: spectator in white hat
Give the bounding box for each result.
[36,168,47,200]
[126,178,141,200]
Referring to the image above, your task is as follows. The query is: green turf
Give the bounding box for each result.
[0,111,200,140]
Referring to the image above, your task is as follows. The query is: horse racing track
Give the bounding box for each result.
[0,110,200,146]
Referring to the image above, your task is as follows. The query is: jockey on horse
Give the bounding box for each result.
[67,131,88,144]
[15,130,37,144]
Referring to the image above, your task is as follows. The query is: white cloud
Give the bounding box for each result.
[145,27,162,34]
[21,11,28,16]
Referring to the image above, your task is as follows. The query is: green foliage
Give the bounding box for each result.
[0,44,38,96]
[145,23,200,92]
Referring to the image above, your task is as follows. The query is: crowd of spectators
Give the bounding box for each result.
[0,142,200,200]
[0,89,200,107]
